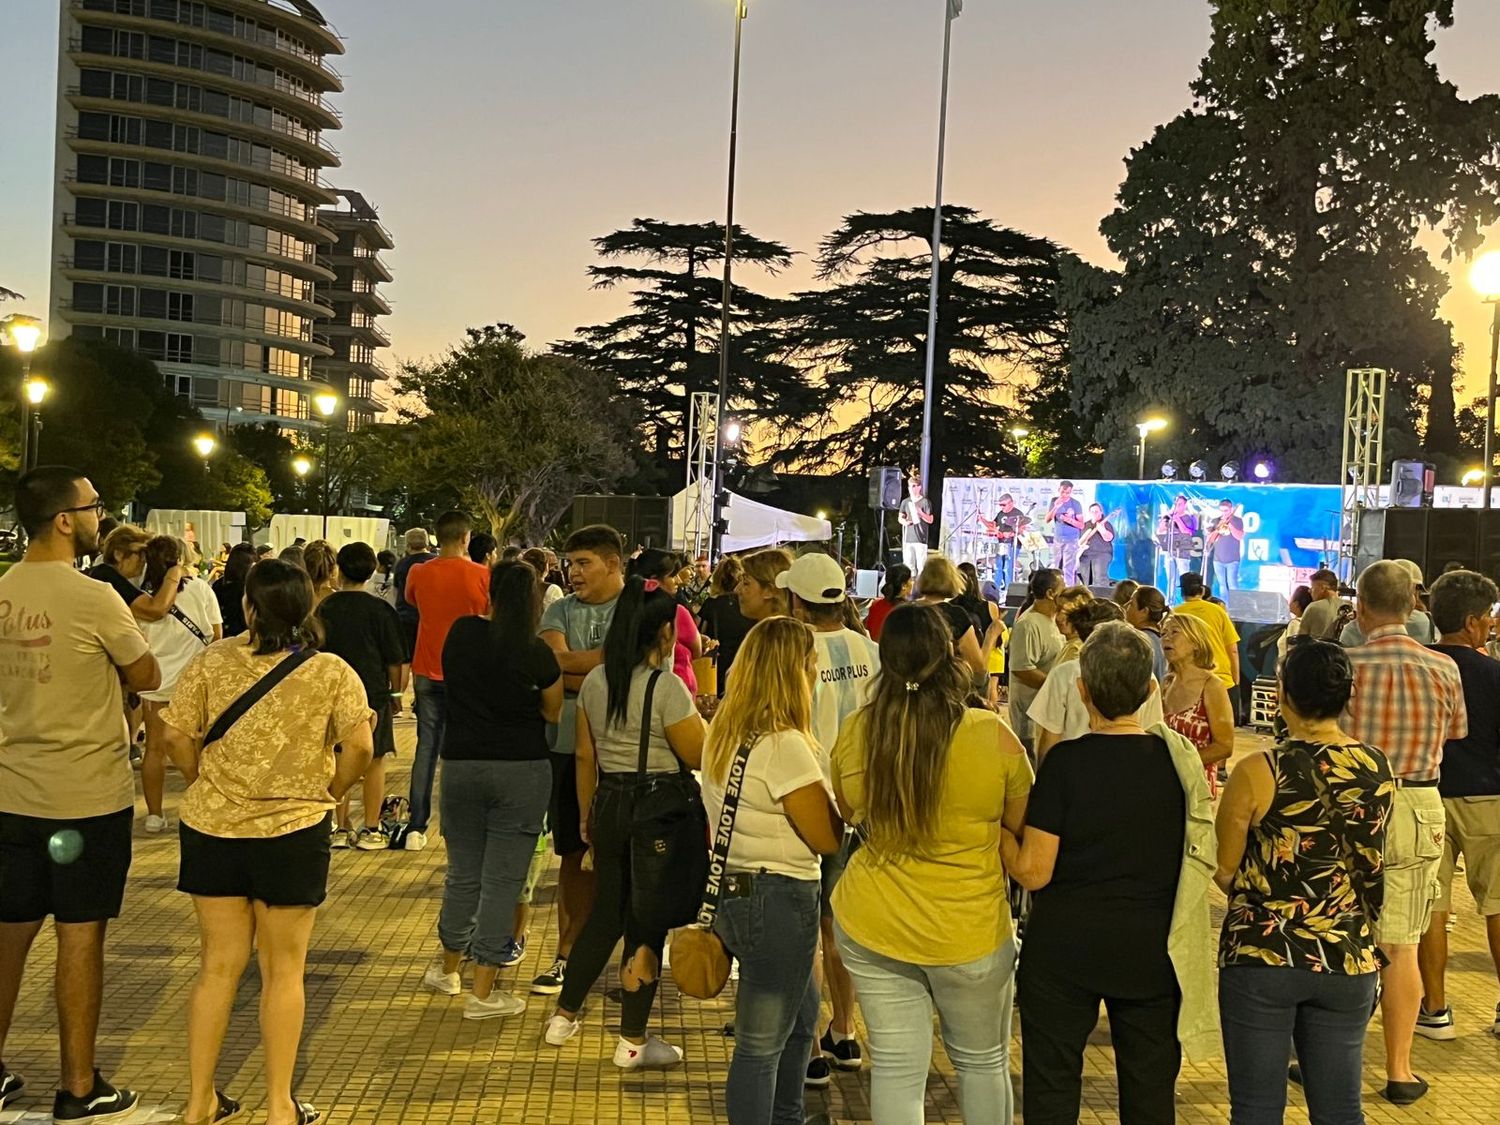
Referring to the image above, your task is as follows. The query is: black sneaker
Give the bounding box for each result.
[804,1056,832,1088]
[531,956,567,996]
[52,1071,139,1125]
[1,1068,24,1111]
[819,1028,863,1071]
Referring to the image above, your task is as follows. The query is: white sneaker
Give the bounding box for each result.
[422,964,461,996]
[144,814,169,834]
[544,1014,581,1046]
[404,830,428,852]
[463,991,526,1020]
[613,1035,683,1070]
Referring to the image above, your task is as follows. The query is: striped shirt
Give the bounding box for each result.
[1343,625,1467,781]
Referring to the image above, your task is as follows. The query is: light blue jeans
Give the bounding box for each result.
[835,920,1017,1125]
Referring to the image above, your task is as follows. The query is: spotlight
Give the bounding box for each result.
[1221,461,1240,482]
[1160,459,1179,480]
[1188,459,1207,481]
[1252,459,1274,481]
[723,420,742,446]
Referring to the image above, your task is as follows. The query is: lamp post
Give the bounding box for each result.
[193,433,216,476]
[23,377,49,472]
[1473,251,1500,544]
[292,455,313,517]
[2,314,46,472]
[1136,416,1167,481]
[312,387,340,538]
[711,0,749,562]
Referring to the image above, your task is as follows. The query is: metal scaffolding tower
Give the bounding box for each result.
[1339,368,1387,573]
[685,391,720,560]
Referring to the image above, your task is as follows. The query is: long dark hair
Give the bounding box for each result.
[245,559,321,654]
[143,535,181,591]
[881,564,912,603]
[488,560,540,657]
[629,548,680,583]
[222,543,255,587]
[602,576,678,728]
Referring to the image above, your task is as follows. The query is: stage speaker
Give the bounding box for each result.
[1226,589,1288,625]
[571,494,672,550]
[1354,508,1429,574]
[868,466,903,511]
[853,569,881,599]
[1088,586,1115,602]
[571,494,635,535]
[1425,508,1479,575]
[633,496,671,548]
[1389,460,1434,508]
[1005,582,1030,608]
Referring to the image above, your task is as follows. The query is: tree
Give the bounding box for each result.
[771,206,1069,508]
[1063,0,1500,481]
[555,218,801,478]
[386,325,638,542]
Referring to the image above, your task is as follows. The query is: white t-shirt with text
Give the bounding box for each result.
[811,627,881,772]
[141,576,223,702]
[702,729,828,881]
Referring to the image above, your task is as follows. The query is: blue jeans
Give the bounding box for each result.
[1220,965,1375,1125]
[835,921,1016,1125]
[714,874,821,1125]
[436,758,550,967]
[409,675,446,831]
[1216,560,1241,592]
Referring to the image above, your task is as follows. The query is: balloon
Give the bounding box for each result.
[48,829,85,865]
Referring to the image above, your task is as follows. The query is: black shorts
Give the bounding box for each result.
[178,814,332,907]
[374,701,396,758]
[548,753,586,857]
[0,808,133,924]
[400,619,419,664]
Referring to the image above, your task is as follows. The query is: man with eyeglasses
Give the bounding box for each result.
[0,467,161,1123]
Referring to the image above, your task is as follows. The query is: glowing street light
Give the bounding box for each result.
[1135,416,1167,481]
[193,433,216,476]
[1474,251,1500,522]
[309,385,340,537]
[2,314,47,471]
[1462,468,1484,487]
[24,378,48,406]
[292,456,312,478]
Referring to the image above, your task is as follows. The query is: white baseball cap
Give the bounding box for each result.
[776,553,847,604]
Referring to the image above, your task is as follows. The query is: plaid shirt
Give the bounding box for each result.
[1344,624,1467,781]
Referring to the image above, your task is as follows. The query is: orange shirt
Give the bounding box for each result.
[405,556,490,680]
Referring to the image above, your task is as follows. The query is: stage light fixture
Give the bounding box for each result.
[1252,459,1274,481]
[1221,461,1240,481]
[1188,459,1207,481]
[1160,459,1179,480]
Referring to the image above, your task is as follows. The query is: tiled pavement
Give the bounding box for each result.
[3,722,1498,1124]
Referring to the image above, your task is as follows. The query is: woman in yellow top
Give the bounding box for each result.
[831,603,1032,1125]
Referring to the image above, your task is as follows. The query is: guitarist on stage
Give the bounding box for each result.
[1077,503,1117,586]
[1046,480,1086,584]
[1203,498,1246,591]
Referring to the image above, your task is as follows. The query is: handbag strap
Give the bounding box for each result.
[637,669,662,777]
[169,603,211,647]
[696,735,757,927]
[204,648,316,747]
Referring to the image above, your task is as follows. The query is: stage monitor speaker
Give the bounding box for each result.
[1226,589,1288,625]
[1005,582,1030,608]
[853,569,881,599]
[571,494,672,550]
[633,496,671,549]
[1354,508,1429,574]
[869,466,903,511]
[1088,586,1115,602]
[1425,508,1479,575]
[1389,460,1434,508]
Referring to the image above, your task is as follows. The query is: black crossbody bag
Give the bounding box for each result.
[203,649,316,746]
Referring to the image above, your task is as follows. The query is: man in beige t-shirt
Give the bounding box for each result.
[0,467,160,1120]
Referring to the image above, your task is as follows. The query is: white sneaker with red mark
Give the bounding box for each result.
[612,1035,683,1070]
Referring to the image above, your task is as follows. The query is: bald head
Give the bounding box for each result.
[1356,560,1415,627]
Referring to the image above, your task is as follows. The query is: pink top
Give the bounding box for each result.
[1165,692,1212,752]
[674,604,700,694]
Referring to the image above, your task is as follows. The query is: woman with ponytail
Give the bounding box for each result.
[544,576,708,1069]
[830,603,1032,1124]
[629,548,706,693]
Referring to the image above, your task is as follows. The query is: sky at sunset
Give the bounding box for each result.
[2,0,1498,403]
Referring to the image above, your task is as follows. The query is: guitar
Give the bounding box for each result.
[1077,508,1125,553]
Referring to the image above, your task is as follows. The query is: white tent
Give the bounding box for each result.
[671,485,832,553]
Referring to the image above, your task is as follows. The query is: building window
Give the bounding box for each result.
[107,200,139,230]
[104,284,136,316]
[107,242,139,273]
[166,292,194,322]
[165,333,194,363]
[103,327,136,349]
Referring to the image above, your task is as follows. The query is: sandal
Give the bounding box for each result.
[293,1098,321,1125]
[185,1090,242,1125]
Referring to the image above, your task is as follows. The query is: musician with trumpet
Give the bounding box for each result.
[1204,498,1246,591]
[1045,480,1086,585]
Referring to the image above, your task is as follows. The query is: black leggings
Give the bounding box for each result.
[558,772,703,1036]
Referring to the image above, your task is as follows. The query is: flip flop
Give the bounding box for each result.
[184,1090,242,1125]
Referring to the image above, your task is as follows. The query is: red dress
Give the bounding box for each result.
[1165,690,1218,796]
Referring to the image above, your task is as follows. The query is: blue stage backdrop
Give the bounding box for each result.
[939,478,1344,612]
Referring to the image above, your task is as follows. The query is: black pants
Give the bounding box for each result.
[558,772,705,1036]
[1019,963,1182,1125]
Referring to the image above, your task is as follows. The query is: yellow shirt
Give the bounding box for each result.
[831,708,1033,965]
[1172,598,1241,687]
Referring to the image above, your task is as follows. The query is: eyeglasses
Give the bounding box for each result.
[47,500,108,520]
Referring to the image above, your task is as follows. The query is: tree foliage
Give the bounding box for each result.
[386,325,638,542]
[554,218,801,477]
[1063,0,1500,481]
[770,206,1069,504]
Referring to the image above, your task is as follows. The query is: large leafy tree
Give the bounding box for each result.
[771,206,1070,507]
[386,325,638,542]
[555,219,802,478]
[1063,0,1500,481]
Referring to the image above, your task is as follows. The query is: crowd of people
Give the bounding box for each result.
[1,463,1498,1125]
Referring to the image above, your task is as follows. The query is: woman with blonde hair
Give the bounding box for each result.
[88,524,188,622]
[1161,614,1236,795]
[832,604,1031,1123]
[302,540,338,604]
[700,616,844,1125]
[735,547,793,623]
[915,556,989,679]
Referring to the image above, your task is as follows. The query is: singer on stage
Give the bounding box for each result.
[990,493,1031,587]
[898,471,934,574]
[1204,498,1245,591]
[1157,493,1199,592]
[1047,480,1085,585]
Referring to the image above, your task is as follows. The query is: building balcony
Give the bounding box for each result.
[64,135,339,207]
[62,176,336,245]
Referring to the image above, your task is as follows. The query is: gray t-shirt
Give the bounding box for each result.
[577,664,696,774]
[540,591,620,755]
[1007,607,1063,718]
[1338,609,1435,649]
[1299,597,1348,643]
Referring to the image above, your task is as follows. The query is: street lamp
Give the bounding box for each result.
[1135,416,1167,481]
[1473,251,1500,530]
[312,386,339,538]
[2,313,46,473]
[292,455,313,517]
[193,433,216,477]
[1462,468,1484,487]
[22,377,49,471]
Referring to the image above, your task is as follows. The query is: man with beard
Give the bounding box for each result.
[0,467,161,1122]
